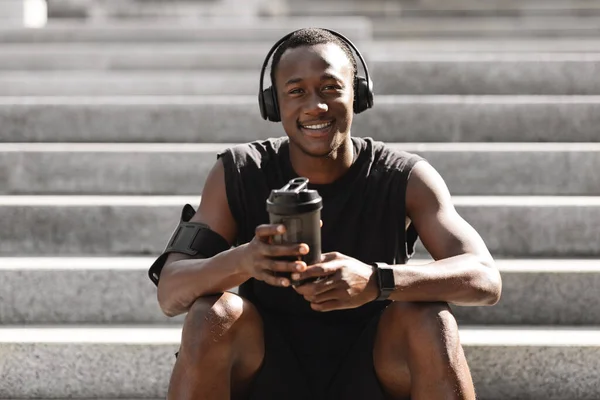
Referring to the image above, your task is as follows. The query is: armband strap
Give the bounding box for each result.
[148,204,231,286]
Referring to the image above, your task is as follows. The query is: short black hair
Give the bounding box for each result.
[269,28,357,88]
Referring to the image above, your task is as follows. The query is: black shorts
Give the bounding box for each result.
[247,306,388,400]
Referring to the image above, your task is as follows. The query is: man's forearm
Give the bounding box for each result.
[157,245,251,317]
[387,253,501,306]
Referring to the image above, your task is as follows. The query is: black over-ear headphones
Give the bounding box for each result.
[258,28,374,122]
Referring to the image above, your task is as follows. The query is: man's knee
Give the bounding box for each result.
[182,292,264,354]
[381,301,458,343]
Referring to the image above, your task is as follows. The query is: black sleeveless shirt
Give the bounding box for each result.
[217,136,423,323]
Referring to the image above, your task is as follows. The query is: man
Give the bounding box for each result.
[151,28,502,400]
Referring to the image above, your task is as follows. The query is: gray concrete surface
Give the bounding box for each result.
[5,15,600,42]
[2,96,600,143]
[0,43,273,71]
[4,54,600,95]
[2,143,600,196]
[369,38,600,53]
[371,54,600,95]
[1,258,599,325]
[0,71,258,96]
[0,1,22,21]
[465,340,600,400]
[287,0,600,17]
[0,19,371,43]
[4,42,600,73]
[0,259,182,324]
[1,198,599,258]
[373,15,600,38]
[0,326,598,399]
[452,262,600,325]
[0,340,177,398]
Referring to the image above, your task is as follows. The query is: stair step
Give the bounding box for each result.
[4,41,600,74]
[287,0,600,17]
[0,19,371,43]
[0,71,257,96]
[0,2,22,23]
[2,54,600,95]
[5,15,600,43]
[373,15,600,38]
[2,95,599,143]
[5,15,600,42]
[0,257,180,325]
[0,196,599,258]
[48,0,600,19]
[370,53,600,95]
[0,325,598,399]
[2,142,600,196]
[1,257,599,325]
[0,43,274,71]
[370,38,600,53]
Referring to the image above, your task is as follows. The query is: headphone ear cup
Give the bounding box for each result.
[261,86,281,122]
[258,90,268,120]
[353,76,373,114]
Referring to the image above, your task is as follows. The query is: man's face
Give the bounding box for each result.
[274,43,354,158]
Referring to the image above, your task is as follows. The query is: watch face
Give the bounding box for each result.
[377,266,394,288]
[376,265,395,301]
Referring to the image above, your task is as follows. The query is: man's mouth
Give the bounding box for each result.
[298,120,334,137]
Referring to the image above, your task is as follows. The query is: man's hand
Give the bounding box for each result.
[292,252,380,312]
[239,224,309,287]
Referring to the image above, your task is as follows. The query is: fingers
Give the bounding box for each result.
[267,259,307,273]
[251,223,328,288]
[309,289,340,304]
[294,274,338,296]
[295,282,345,312]
[260,242,309,259]
[254,225,310,257]
[249,256,307,287]
[254,223,285,243]
[255,270,291,288]
[290,257,342,282]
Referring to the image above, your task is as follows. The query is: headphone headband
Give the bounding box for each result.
[258,28,374,122]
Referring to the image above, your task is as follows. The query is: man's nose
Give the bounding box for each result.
[304,93,328,115]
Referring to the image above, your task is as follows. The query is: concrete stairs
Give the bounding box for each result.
[4,54,600,95]
[2,1,600,399]
[3,96,600,142]
[1,257,599,326]
[1,324,599,398]
[3,143,600,195]
[285,0,600,17]
[0,18,372,43]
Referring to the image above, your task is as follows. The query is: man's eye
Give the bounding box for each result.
[324,85,342,91]
[289,88,304,94]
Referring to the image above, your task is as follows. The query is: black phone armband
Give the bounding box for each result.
[148,204,231,286]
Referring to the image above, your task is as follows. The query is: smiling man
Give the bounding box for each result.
[149,28,502,400]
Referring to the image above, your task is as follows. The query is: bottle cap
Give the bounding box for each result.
[266,177,322,215]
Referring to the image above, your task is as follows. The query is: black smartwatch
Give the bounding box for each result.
[372,262,395,301]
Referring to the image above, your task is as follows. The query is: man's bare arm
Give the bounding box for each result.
[156,159,251,317]
[387,161,502,306]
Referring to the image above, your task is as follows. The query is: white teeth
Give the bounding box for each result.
[302,122,332,130]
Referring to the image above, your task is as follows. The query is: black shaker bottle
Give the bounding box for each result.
[266,177,322,286]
